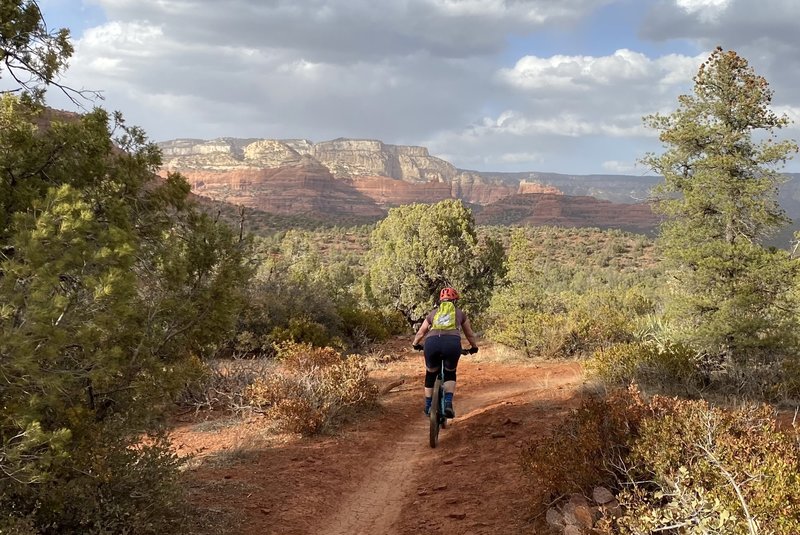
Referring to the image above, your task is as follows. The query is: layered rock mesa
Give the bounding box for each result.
[157,137,561,218]
[475,193,659,234]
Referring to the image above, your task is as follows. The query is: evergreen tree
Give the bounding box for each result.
[643,48,799,364]
[366,200,504,326]
[485,229,548,356]
[0,7,251,531]
[0,0,96,102]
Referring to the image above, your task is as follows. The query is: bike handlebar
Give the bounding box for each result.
[412,346,477,355]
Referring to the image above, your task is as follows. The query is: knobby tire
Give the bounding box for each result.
[429,377,441,448]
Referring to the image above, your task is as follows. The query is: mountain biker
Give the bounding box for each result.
[412,287,478,418]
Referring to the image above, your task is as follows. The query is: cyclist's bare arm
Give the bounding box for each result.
[412,319,431,346]
[462,318,478,349]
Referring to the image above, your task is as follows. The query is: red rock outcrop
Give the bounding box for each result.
[163,158,385,219]
[475,193,659,233]
[158,137,529,211]
[517,180,563,195]
[350,176,453,206]
[157,137,666,231]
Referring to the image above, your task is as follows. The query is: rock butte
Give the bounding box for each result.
[157,137,658,232]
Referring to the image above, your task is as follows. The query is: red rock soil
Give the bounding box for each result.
[172,338,588,535]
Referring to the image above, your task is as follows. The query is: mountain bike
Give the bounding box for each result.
[429,348,470,448]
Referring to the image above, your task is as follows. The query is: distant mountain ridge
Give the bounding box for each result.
[157,137,800,238]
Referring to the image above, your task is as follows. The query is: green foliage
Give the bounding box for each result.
[232,230,400,355]
[2,430,188,535]
[366,200,505,325]
[587,341,699,393]
[485,227,659,357]
[0,0,73,101]
[523,389,800,534]
[665,242,799,365]
[0,98,250,531]
[643,48,800,365]
[612,399,800,535]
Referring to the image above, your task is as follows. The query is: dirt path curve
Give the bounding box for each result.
[318,421,425,535]
[317,371,569,535]
[177,343,586,535]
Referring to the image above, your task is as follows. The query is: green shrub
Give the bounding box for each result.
[588,341,698,392]
[269,315,340,348]
[587,342,654,385]
[0,430,189,535]
[487,309,568,358]
[781,356,800,400]
[337,305,405,346]
[0,514,37,535]
[609,399,800,534]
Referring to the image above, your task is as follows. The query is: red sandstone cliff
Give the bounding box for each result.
[158,138,533,211]
[157,137,662,232]
[165,157,385,219]
[475,193,659,233]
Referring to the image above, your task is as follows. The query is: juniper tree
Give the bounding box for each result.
[366,200,504,326]
[0,6,251,531]
[643,48,799,365]
[485,229,548,356]
[0,0,99,103]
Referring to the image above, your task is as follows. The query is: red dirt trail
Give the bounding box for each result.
[173,342,587,534]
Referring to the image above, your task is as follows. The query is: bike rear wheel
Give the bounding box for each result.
[429,377,441,448]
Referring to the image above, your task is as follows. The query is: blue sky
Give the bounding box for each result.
[27,0,800,175]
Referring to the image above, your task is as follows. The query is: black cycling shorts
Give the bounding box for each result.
[423,334,462,371]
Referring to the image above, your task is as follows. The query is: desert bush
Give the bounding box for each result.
[520,386,648,509]
[275,341,343,370]
[523,387,800,534]
[607,399,800,534]
[781,356,800,400]
[564,299,635,354]
[587,343,654,385]
[176,357,277,413]
[244,345,378,435]
[337,304,406,347]
[269,315,340,349]
[0,429,189,535]
[0,515,37,535]
[588,341,699,393]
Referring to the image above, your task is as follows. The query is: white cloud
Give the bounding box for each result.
[27,0,800,175]
[774,105,800,125]
[499,49,702,92]
[676,0,731,20]
[477,110,649,138]
[602,160,640,173]
[84,0,614,60]
[499,151,544,164]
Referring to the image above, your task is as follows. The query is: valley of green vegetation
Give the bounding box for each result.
[1,3,798,534]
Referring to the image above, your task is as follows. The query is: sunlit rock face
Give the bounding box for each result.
[158,137,658,233]
[157,137,534,217]
[311,138,459,184]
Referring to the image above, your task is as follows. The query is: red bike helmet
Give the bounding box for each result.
[439,287,460,301]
